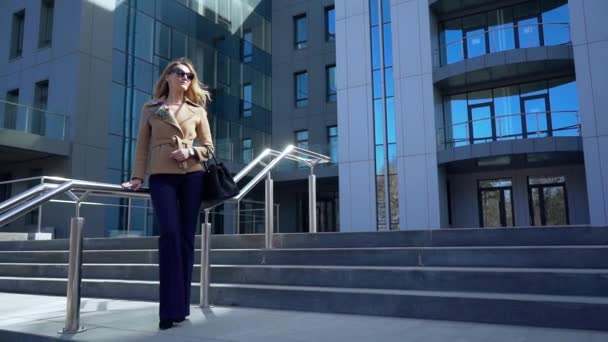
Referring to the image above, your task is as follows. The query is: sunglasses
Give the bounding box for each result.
[170,68,195,80]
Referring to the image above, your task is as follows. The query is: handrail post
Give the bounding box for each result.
[264,173,273,249]
[199,210,211,308]
[308,169,317,233]
[60,217,86,334]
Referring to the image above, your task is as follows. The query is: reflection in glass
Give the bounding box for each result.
[542,1,570,45]
[478,178,513,227]
[517,17,540,48]
[488,9,515,52]
[529,176,569,225]
[466,28,486,58]
[523,96,548,138]
[295,71,308,107]
[470,105,494,143]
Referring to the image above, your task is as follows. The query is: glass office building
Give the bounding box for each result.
[107,0,272,234]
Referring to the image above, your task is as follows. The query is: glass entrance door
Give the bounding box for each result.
[529,177,569,226]
[478,179,514,228]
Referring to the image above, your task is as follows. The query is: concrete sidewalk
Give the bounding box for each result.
[0,293,607,342]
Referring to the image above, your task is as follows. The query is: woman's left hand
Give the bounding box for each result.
[170,148,190,162]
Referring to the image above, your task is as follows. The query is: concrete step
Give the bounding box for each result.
[1,263,606,297]
[0,277,606,331]
[1,226,608,252]
[1,246,607,268]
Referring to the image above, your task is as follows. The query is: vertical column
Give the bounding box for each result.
[392,0,440,229]
[336,0,377,232]
[570,0,608,224]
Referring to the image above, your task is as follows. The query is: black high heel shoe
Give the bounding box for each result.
[159,319,174,330]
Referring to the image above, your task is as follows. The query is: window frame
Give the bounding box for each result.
[241,83,253,117]
[477,178,515,227]
[294,14,307,49]
[326,65,337,102]
[241,29,253,63]
[325,6,336,42]
[294,71,308,108]
[39,0,55,48]
[10,9,26,60]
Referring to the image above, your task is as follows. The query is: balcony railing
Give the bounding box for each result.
[438,22,571,66]
[437,110,580,150]
[0,99,70,140]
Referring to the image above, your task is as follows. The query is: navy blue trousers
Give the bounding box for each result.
[149,172,204,321]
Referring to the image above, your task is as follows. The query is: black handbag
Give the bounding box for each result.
[201,149,240,208]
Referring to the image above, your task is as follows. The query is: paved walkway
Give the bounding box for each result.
[0,292,607,341]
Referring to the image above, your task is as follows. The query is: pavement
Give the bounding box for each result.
[0,292,607,342]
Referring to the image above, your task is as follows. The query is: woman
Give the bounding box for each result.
[121,57,213,330]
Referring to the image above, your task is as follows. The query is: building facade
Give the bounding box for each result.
[337,0,608,230]
[1,0,607,237]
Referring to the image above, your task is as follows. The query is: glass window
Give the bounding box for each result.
[295,130,309,167]
[384,67,393,97]
[32,80,49,136]
[326,6,335,41]
[383,23,393,67]
[39,0,54,48]
[295,130,309,148]
[515,2,541,48]
[294,14,307,49]
[328,126,338,164]
[386,97,395,144]
[373,99,385,145]
[441,19,464,65]
[134,12,154,63]
[549,78,578,136]
[242,29,253,63]
[462,14,487,58]
[155,21,171,59]
[326,65,336,102]
[242,83,252,117]
[242,138,252,163]
[493,86,522,140]
[487,8,515,53]
[542,0,569,45]
[10,10,25,59]
[294,71,308,107]
[371,26,381,70]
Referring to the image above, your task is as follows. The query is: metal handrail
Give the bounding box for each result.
[0,145,330,333]
[198,144,330,308]
[438,110,580,148]
[438,21,571,65]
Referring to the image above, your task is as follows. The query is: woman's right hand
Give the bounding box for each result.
[121,178,142,191]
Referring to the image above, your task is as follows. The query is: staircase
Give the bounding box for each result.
[0,226,607,331]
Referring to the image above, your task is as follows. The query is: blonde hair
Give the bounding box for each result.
[154,57,211,107]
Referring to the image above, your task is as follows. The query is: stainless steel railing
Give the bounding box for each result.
[0,144,330,333]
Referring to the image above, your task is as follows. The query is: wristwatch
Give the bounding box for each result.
[188,148,195,157]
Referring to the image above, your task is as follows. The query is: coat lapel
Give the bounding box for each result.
[176,98,199,126]
[147,101,184,137]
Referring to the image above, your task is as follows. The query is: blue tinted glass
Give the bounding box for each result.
[114,4,128,51]
[134,58,153,93]
[441,19,463,65]
[489,23,515,52]
[134,12,153,62]
[383,23,393,67]
[384,67,393,97]
[469,90,492,105]
[374,99,385,144]
[471,105,494,143]
[542,3,570,45]
[295,15,307,44]
[386,97,395,143]
[373,70,382,99]
[466,28,486,58]
[382,0,391,23]
[296,72,308,101]
[369,0,379,26]
[326,7,335,39]
[371,26,381,69]
[375,145,385,175]
[523,97,548,138]
[494,86,522,140]
[446,94,468,146]
[327,66,336,99]
[549,79,579,136]
[517,17,540,48]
